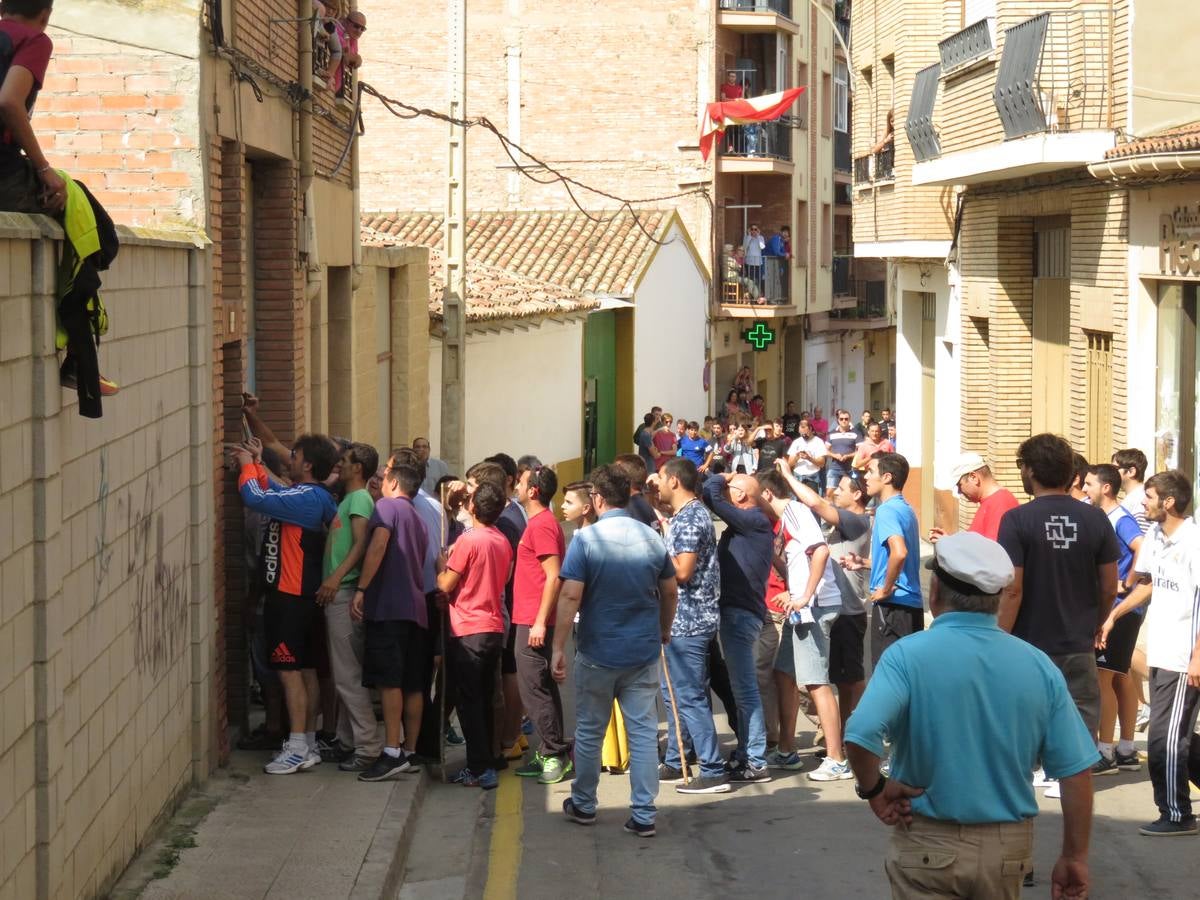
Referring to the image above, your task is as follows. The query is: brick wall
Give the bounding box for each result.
[0,219,213,899]
[358,0,712,250]
[39,29,202,228]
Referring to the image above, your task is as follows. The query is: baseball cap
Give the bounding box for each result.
[925,531,1014,596]
[948,452,987,494]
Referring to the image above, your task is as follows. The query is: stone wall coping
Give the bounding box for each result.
[0,211,210,249]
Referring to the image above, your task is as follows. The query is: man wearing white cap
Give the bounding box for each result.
[930,452,1018,543]
[845,532,1098,900]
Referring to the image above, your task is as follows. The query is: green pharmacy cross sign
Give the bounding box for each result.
[743,321,776,351]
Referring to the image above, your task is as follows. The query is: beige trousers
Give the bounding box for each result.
[885,815,1034,900]
[755,612,784,743]
[325,586,382,757]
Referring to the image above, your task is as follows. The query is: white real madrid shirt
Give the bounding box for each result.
[1136,518,1200,673]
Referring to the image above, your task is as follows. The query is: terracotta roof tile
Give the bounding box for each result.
[361,208,670,297]
[1105,122,1200,159]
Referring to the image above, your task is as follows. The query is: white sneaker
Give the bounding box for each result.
[265,743,310,775]
[807,756,854,781]
[1135,704,1150,732]
[1044,781,1061,799]
[300,747,322,770]
[1032,768,1053,788]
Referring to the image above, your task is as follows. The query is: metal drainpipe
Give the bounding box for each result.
[298,0,320,301]
[350,0,363,290]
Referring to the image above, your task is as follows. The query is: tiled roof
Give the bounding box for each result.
[1105,122,1200,159]
[397,244,598,323]
[361,209,671,296]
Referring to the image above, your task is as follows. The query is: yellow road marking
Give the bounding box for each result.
[482,769,523,900]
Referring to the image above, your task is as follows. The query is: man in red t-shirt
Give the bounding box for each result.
[930,452,1020,543]
[511,465,571,784]
[437,480,513,789]
[0,0,65,213]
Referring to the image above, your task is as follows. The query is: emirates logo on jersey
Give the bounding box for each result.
[1044,516,1078,550]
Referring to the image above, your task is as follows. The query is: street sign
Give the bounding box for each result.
[743,321,776,351]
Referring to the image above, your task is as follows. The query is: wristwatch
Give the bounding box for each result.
[855,773,887,800]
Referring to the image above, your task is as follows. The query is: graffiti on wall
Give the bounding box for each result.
[94,406,191,677]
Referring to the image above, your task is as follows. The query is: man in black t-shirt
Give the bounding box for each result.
[998,434,1119,748]
[613,454,661,530]
[753,420,791,474]
[781,401,803,439]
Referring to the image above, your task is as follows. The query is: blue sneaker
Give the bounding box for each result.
[766,750,804,770]
[521,716,534,736]
[478,768,499,790]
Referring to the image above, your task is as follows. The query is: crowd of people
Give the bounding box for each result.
[227,382,1199,897]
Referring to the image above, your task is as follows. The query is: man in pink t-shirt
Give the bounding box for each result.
[0,0,66,213]
[437,481,513,789]
[511,465,571,783]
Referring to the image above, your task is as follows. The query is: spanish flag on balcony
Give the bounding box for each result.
[699,87,806,161]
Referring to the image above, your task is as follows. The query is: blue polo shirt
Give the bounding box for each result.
[560,509,675,669]
[845,612,1099,824]
[869,494,923,609]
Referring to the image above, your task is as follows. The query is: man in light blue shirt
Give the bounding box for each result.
[552,465,677,837]
[863,453,925,665]
[845,532,1098,900]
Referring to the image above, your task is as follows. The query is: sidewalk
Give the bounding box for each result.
[112,750,427,900]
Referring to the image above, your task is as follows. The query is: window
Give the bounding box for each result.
[821,71,832,138]
[1085,332,1113,464]
[1156,283,1199,486]
[795,61,809,127]
[834,61,849,132]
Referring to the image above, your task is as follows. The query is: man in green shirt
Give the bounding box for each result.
[320,441,381,771]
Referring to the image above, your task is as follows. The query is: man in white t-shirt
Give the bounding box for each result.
[1100,470,1200,837]
[759,469,852,782]
[787,417,827,495]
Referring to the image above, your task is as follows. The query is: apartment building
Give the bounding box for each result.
[360,0,848,438]
[850,0,1200,532]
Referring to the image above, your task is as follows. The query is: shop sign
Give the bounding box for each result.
[1160,204,1200,276]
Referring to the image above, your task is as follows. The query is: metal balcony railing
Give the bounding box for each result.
[874,142,894,180]
[939,17,995,74]
[722,117,792,161]
[835,17,851,51]
[722,254,792,306]
[829,279,888,321]
[854,154,872,185]
[993,8,1113,140]
[719,0,793,17]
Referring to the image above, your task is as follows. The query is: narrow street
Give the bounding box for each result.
[398,714,1198,899]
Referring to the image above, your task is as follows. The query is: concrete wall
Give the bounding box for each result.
[632,223,711,424]
[801,332,868,417]
[0,217,213,899]
[428,316,587,472]
[1129,0,1200,135]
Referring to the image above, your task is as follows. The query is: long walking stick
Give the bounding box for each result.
[660,646,691,786]
[438,483,449,783]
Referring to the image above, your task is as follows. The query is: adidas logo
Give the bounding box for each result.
[271,642,296,664]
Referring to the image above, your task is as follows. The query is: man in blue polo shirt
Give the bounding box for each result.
[845,532,1098,900]
[863,453,924,664]
[552,464,677,837]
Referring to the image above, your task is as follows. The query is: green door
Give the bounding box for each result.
[583,311,618,468]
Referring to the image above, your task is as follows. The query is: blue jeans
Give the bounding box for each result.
[720,606,768,769]
[571,652,661,825]
[661,632,724,778]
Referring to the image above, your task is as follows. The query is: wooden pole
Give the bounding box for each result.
[660,647,690,786]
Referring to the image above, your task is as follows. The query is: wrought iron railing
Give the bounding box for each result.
[719,0,793,17]
[722,254,792,305]
[832,255,852,296]
[854,154,872,185]
[993,8,1113,140]
[829,279,888,320]
[874,142,894,180]
[722,117,792,161]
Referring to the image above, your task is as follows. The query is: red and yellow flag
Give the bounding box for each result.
[699,87,806,161]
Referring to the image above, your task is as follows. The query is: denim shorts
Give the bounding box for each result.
[791,606,841,686]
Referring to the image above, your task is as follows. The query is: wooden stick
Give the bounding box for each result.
[660,646,690,786]
[439,482,449,783]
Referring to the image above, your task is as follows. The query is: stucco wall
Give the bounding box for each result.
[428,316,586,471]
[632,224,711,424]
[0,217,213,899]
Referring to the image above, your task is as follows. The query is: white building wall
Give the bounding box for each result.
[428,317,586,467]
[893,261,951,465]
[1126,186,1172,462]
[633,223,710,421]
[802,332,867,416]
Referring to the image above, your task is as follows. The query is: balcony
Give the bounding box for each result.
[832,254,852,297]
[912,9,1116,187]
[835,16,851,54]
[852,144,894,188]
[720,256,797,317]
[816,279,890,329]
[718,0,799,34]
[939,17,995,76]
[718,118,795,175]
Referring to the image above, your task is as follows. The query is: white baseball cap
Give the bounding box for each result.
[948,452,987,495]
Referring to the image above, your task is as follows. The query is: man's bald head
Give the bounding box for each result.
[729,474,760,509]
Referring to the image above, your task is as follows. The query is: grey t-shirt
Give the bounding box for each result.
[829,508,871,615]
